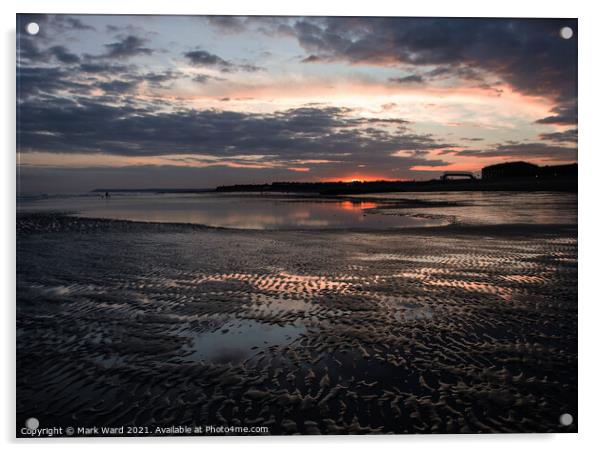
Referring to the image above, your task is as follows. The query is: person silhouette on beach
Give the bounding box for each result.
[105,191,110,199]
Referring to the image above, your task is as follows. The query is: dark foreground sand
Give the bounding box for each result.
[16,214,577,435]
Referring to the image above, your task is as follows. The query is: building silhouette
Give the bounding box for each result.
[481,161,539,179]
[481,161,577,180]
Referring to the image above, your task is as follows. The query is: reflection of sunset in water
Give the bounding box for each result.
[18,191,576,230]
[339,201,378,211]
[18,192,442,230]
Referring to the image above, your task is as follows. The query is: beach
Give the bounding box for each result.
[16,195,578,434]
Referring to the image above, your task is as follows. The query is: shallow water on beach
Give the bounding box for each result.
[17,190,576,229]
[356,191,577,226]
[182,319,306,365]
[17,192,445,229]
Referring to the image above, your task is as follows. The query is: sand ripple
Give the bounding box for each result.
[17,220,577,434]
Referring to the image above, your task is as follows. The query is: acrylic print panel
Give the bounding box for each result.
[16,14,578,437]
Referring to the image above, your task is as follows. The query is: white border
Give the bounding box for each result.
[3,1,600,451]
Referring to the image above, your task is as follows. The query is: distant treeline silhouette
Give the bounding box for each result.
[216,162,577,195]
[91,162,577,195]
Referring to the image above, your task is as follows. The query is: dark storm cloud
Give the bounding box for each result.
[384,66,491,89]
[301,55,323,63]
[237,63,263,73]
[184,50,263,73]
[131,70,184,88]
[52,16,96,32]
[364,118,410,125]
[17,37,80,65]
[96,79,140,95]
[16,15,102,80]
[47,46,80,64]
[16,15,578,189]
[288,17,578,129]
[16,14,95,68]
[17,67,92,98]
[204,16,297,38]
[206,16,247,33]
[184,50,231,68]
[17,97,452,167]
[389,75,424,84]
[535,102,578,125]
[17,36,47,62]
[426,66,484,81]
[78,62,133,74]
[18,63,186,101]
[15,67,121,98]
[288,17,577,103]
[538,129,578,143]
[142,70,179,84]
[18,22,154,65]
[102,35,154,59]
[455,142,577,161]
[191,74,226,84]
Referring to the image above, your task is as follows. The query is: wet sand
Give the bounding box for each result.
[16,214,577,435]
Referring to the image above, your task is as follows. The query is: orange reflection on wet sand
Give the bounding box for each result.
[339,200,378,210]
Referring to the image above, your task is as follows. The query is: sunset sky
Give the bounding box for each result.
[17,14,577,192]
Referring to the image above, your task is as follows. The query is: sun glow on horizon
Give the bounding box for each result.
[319,175,407,183]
